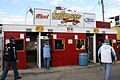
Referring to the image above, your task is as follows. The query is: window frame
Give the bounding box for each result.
[54,39,65,51]
[76,39,85,50]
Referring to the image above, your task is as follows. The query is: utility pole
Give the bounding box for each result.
[101,0,105,22]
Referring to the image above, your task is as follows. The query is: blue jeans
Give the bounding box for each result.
[44,58,50,69]
[104,63,112,80]
[0,61,20,80]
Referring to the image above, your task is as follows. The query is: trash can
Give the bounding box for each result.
[79,53,88,66]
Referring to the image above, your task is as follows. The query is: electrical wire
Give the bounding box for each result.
[90,0,100,12]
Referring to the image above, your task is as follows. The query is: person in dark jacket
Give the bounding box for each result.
[0,37,22,80]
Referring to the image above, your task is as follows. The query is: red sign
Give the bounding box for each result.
[36,14,49,19]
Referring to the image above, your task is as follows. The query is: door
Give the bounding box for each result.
[87,36,94,62]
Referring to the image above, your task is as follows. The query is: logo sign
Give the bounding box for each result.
[67,27,73,32]
[84,18,94,23]
[51,10,83,27]
[36,14,49,19]
[36,26,44,32]
[34,8,51,26]
[83,13,96,28]
[94,28,99,33]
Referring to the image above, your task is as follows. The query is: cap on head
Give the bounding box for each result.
[10,37,15,42]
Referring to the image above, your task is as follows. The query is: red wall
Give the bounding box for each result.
[96,21,110,28]
[4,32,26,69]
[107,34,118,58]
[51,33,86,67]
[96,34,118,59]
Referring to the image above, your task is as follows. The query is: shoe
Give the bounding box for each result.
[14,76,22,80]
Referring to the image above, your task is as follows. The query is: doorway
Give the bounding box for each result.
[37,32,52,68]
[26,32,39,69]
[86,33,94,62]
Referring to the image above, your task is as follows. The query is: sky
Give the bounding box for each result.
[0,0,120,26]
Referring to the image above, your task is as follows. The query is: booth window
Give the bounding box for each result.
[15,39,24,51]
[76,39,85,50]
[55,39,64,50]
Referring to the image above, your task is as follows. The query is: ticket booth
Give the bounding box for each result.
[3,32,26,69]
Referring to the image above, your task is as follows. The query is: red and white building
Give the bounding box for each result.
[0,8,118,70]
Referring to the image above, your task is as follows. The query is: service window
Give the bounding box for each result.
[76,39,85,50]
[55,39,64,50]
[15,39,24,51]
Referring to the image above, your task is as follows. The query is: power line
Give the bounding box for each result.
[104,1,120,9]
[90,4,98,12]
[90,0,100,12]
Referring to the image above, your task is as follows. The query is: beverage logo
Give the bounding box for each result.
[84,18,94,24]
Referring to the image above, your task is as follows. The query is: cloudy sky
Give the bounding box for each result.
[0,0,120,26]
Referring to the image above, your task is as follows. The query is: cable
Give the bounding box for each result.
[90,0,100,12]
[104,1,120,9]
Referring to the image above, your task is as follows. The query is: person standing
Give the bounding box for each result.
[0,37,22,80]
[43,41,51,69]
[98,39,117,80]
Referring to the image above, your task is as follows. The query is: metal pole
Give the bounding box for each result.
[101,0,105,22]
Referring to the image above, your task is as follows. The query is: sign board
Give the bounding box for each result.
[93,28,99,34]
[83,13,96,28]
[34,8,96,28]
[51,10,83,27]
[34,8,51,26]
[36,25,44,32]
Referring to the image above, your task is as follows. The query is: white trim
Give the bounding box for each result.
[1,24,117,34]
[93,34,96,63]
[37,33,41,68]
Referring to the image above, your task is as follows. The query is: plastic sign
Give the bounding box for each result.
[36,26,44,32]
[51,10,83,27]
[34,9,51,26]
[36,14,49,19]
[84,18,94,23]
[94,28,99,33]
[83,13,96,28]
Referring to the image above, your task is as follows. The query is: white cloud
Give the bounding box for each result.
[50,0,64,5]
[12,0,21,3]
[2,0,21,3]
[0,11,8,16]
[116,0,120,2]
[49,0,83,6]
[0,15,33,24]
[28,0,44,2]
[68,6,93,13]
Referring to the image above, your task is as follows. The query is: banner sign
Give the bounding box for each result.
[34,9,96,28]
[83,13,96,28]
[51,10,83,27]
[34,8,51,26]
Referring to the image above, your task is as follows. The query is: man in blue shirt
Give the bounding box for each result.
[43,41,51,69]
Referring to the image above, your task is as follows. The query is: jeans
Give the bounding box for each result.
[104,63,112,80]
[0,61,19,80]
[44,58,50,69]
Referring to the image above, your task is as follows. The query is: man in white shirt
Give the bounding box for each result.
[98,39,117,80]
